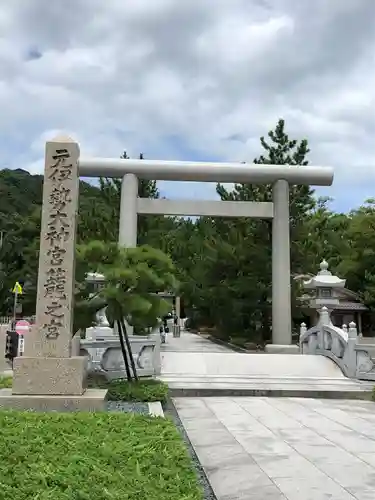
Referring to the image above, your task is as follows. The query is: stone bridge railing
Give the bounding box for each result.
[300,306,375,381]
[1,323,161,379]
[73,334,161,380]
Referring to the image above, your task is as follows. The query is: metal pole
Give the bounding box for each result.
[12,290,18,329]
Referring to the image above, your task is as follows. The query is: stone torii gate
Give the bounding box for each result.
[79,150,334,353]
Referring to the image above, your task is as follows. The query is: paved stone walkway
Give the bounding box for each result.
[161,330,229,353]
[175,396,375,500]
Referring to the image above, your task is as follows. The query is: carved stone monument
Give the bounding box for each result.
[0,136,107,410]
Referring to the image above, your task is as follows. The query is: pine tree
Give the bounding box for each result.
[213,119,315,341]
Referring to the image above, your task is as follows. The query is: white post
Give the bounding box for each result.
[12,290,18,328]
[357,313,363,336]
[299,322,307,353]
[344,321,358,377]
[266,179,294,353]
[119,173,138,336]
[119,173,138,247]
[176,295,181,323]
[152,333,161,375]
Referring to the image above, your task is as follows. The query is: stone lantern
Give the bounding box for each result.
[85,272,113,339]
[303,260,346,324]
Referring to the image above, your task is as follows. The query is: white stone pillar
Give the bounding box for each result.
[357,313,363,336]
[175,296,181,322]
[119,173,138,247]
[119,174,138,336]
[266,179,297,353]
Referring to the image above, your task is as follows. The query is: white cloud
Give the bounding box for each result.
[0,0,374,211]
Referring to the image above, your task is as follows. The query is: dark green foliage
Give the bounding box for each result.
[76,241,177,332]
[175,119,315,342]
[0,155,172,317]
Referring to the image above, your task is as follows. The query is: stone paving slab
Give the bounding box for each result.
[174,396,375,499]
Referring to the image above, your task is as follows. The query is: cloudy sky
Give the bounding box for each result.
[1,0,374,212]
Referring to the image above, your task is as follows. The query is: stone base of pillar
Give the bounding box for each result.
[265,344,300,354]
[0,388,107,411]
[12,356,87,395]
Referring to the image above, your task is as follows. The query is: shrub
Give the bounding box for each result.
[0,376,12,389]
[88,376,169,403]
[229,337,248,347]
[106,379,169,403]
[1,376,169,403]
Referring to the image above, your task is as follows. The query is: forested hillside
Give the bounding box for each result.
[1,119,375,343]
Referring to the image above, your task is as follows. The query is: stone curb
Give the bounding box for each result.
[168,387,373,401]
[207,335,252,353]
[148,401,165,417]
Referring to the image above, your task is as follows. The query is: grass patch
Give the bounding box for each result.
[0,376,12,389]
[0,410,202,500]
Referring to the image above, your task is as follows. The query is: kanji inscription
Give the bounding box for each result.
[42,149,73,339]
[31,136,80,357]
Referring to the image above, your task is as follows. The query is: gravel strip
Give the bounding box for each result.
[106,401,150,415]
[163,398,217,500]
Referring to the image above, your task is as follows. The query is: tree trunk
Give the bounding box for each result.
[120,318,139,382]
[117,319,132,381]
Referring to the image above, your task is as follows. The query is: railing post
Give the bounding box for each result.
[344,321,358,377]
[151,331,161,375]
[299,323,307,353]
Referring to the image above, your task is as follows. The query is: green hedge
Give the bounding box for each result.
[0,376,12,389]
[93,378,169,403]
[0,376,169,402]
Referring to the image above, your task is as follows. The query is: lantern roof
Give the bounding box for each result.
[86,272,105,282]
[303,260,346,289]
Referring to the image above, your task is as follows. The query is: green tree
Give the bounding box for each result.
[186,119,316,342]
[337,199,375,308]
[301,196,349,273]
[84,151,176,246]
[75,241,178,380]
